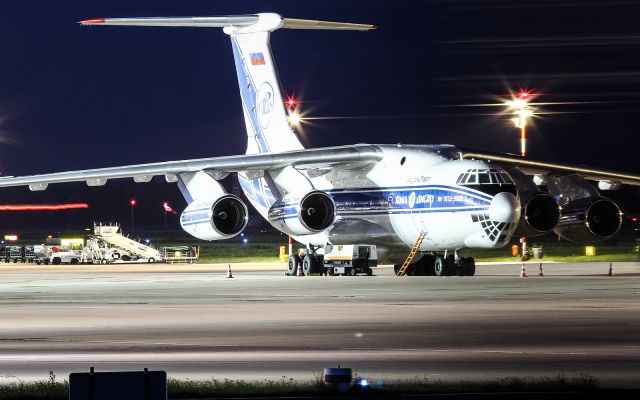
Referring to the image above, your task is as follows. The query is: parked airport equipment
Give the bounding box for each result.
[92,223,162,263]
[0,245,35,263]
[323,244,376,276]
[69,367,167,400]
[160,246,198,263]
[286,244,376,276]
[323,367,353,393]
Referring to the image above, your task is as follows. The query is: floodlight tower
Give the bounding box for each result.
[506,91,534,157]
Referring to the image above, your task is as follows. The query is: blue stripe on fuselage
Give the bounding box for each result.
[265,184,494,222]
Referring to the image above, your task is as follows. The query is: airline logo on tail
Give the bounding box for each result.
[257,82,274,129]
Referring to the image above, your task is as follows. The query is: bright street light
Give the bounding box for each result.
[505,91,535,157]
[288,111,303,126]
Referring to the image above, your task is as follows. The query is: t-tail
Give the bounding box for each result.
[80,13,375,155]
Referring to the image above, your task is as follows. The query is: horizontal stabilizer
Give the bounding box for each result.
[80,13,376,32]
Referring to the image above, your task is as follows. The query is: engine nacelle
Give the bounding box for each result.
[180,195,248,241]
[268,190,336,236]
[553,197,622,242]
[514,192,560,237]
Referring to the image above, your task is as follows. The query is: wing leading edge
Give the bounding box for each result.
[462,151,640,186]
[0,145,382,191]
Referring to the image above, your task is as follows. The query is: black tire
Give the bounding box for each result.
[148,257,155,263]
[287,255,300,276]
[121,255,131,262]
[465,257,476,276]
[302,254,315,275]
[434,256,446,277]
[44,259,49,265]
[365,267,373,276]
[70,258,79,265]
[52,257,61,265]
[348,267,357,276]
[35,260,41,265]
[445,254,456,276]
[422,255,436,276]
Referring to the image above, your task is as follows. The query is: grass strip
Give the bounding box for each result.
[0,373,599,399]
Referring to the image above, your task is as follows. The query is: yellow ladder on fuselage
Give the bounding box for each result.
[396,231,426,276]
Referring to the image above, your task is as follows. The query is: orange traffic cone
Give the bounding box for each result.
[520,263,528,278]
[297,262,304,277]
[227,264,233,278]
[538,263,544,277]
[608,262,615,277]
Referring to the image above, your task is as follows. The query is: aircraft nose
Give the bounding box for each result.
[489,192,521,223]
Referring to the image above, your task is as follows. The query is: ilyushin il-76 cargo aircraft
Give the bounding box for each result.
[1,13,639,277]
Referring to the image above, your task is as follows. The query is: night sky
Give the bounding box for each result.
[2,0,640,234]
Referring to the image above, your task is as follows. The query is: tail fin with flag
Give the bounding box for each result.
[80,13,375,155]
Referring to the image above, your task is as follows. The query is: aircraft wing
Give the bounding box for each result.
[0,144,382,191]
[461,151,640,186]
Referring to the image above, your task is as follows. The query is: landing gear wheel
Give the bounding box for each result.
[302,254,316,275]
[287,255,300,276]
[464,257,476,276]
[434,256,447,277]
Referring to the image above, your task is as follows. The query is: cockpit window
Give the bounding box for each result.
[467,173,477,184]
[457,169,517,196]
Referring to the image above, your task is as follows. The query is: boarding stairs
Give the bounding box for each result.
[93,223,162,262]
[396,231,426,276]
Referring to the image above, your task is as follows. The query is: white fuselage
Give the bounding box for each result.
[239,144,521,264]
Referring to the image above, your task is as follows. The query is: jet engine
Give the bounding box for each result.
[268,190,336,236]
[514,192,561,237]
[505,167,560,237]
[180,195,248,241]
[553,197,622,242]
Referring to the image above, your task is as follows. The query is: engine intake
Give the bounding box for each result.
[553,197,622,242]
[180,195,248,240]
[268,190,336,236]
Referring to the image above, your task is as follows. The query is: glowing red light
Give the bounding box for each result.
[0,203,89,211]
[285,95,298,109]
[516,89,533,99]
[80,18,106,25]
[130,199,137,206]
[163,202,169,207]
[632,217,638,222]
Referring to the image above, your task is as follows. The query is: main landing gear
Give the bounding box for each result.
[394,253,475,277]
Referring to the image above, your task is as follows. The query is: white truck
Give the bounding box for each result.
[34,243,84,265]
[288,244,377,276]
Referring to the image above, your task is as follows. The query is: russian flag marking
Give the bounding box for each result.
[250,52,266,65]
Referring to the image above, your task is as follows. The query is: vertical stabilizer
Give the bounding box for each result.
[228,28,303,154]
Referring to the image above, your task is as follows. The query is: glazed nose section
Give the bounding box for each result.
[489,192,521,223]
